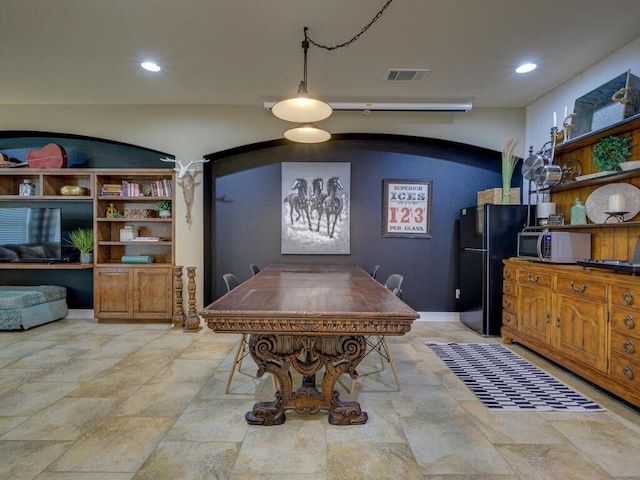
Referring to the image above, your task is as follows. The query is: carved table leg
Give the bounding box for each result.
[246,334,368,425]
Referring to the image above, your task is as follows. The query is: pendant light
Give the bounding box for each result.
[284,123,331,143]
[271,27,333,124]
[270,1,395,142]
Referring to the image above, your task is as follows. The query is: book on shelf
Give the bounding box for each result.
[100,179,172,197]
[100,184,123,196]
[150,179,173,197]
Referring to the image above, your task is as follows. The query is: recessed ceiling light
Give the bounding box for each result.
[141,61,161,72]
[515,63,537,74]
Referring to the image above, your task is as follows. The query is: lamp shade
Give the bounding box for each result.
[272,96,333,123]
[284,123,331,143]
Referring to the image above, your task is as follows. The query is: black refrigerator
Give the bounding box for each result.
[458,204,531,336]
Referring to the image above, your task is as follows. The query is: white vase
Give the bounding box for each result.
[159,210,171,218]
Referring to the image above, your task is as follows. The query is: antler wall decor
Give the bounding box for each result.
[160,157,210,225]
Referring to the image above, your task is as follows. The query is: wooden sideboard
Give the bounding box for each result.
[500,115,640,407]
[502,258,640,407]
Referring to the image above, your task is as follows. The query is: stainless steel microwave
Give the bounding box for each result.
[517,231,591,263]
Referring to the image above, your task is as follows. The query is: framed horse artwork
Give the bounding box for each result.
[281,162,351,254]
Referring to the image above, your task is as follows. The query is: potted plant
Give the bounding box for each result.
[65,227,94,263]
[156,200,172,218]
[592,134,634,172]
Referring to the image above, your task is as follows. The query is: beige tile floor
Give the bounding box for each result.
[1,315,640,480]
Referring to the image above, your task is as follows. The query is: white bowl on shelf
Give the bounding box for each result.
[619,160,640,171]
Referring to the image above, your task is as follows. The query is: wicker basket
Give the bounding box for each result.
[477,187,521,205]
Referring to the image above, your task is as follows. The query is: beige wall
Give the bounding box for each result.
[0,104,524,308]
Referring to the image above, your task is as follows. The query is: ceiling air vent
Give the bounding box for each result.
[385,69,429,82]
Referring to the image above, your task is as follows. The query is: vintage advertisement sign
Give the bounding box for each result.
[383,179,432,238]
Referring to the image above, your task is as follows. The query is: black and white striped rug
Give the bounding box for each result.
[427,342,603,411]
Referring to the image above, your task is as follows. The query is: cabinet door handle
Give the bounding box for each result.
[546,313,551,324]
[504,298,511,308]
[623,315,636,329]
[622,365,634,381]
[527,273,540,282]
[504,284,511,293]
[623,340,635,354]
[505,268,511,278]
[556,317,560,327]
[622,291,634,305]
[569,280,588,293]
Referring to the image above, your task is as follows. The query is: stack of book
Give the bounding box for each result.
[100,184,123,196]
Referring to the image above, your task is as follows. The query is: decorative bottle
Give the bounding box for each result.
[570,198,586,225]
[19,179,36,196]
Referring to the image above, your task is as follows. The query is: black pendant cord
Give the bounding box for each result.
[306,0,394,51]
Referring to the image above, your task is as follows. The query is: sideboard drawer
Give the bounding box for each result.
[503,279,516,296]
[611,285,640,308]
[611,329,640,361]
[555,274,607,302]
[517,269,552,288]
[610,307,640,335]
[610,353,640,391]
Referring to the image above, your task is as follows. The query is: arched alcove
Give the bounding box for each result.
[204,134,521,312]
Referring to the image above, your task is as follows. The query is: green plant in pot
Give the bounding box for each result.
[592,134,634,172]
[65,227,94,263]
[156,200,172,218]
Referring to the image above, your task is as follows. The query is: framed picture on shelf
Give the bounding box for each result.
[383,179,432,238]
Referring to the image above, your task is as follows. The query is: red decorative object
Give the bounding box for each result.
[27,144,67,169]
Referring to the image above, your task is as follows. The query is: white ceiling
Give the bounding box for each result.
[1,0,640,109]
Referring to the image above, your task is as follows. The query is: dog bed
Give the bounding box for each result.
[0,285,68,331]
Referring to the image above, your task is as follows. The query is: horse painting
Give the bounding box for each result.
[284,178,312,230]
[322,176,344,238]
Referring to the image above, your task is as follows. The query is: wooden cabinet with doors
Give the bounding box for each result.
[502,258,640,408]
[93,169,175,321]
[515,263,553,345]
[553,270,608,372]
[94,266,174,320]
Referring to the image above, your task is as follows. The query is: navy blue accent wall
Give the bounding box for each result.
[204,134,523,312]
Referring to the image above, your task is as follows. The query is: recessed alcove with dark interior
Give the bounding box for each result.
[0,131,172,308]
[204,133,522,312]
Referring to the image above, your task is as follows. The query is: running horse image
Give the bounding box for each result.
[322,176,344,238]
[284,178,312,230]
[309,177,327,232]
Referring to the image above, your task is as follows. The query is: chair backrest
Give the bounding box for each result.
[249,264,260,276]
[223,273,240,292]
[384,273,404,299]
[369,264,380,279]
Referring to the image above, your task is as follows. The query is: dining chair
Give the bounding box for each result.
[349,273,403,394]
[384,273,404,299]
[249,264,260,276]
[223,273,277,394]
[369,264,380,279]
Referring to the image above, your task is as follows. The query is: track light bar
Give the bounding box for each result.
[264,100,473,112]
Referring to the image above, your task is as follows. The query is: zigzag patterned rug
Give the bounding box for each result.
[427,342,603,411]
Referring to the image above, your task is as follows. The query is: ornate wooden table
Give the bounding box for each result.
[201,264,418,426]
